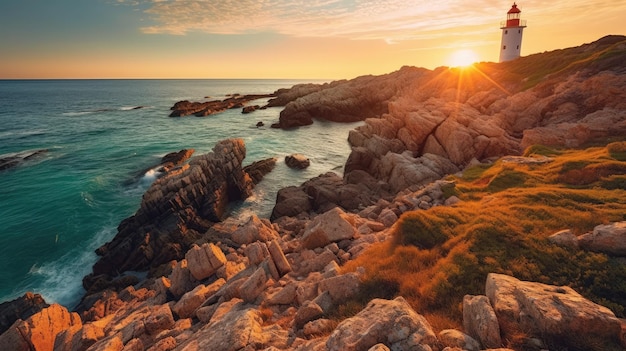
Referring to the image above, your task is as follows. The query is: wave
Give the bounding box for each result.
[0,129,47,140]
[28,225,116,308]
[62,106,148,116]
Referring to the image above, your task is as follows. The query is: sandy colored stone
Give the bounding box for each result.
[326,297,436,351]
[486,273,621,343]
[462,294,501,349]
[185,243,227,281]
[301,207,356,249]
[578,221,626,256]
[0,304,81,351]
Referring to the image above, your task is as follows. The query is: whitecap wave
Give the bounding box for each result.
[62,111,96,117]
[28,225,115,308]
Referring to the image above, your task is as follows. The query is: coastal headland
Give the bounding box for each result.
[1,35,626,351]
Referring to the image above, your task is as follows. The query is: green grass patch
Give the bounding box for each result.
[524,144,563,157]
[486,168,528,192]
[342,141,626,334]
[608,141,626,161]
[461,163,492,181]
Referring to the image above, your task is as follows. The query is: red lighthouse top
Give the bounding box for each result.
[504,2,523,27]
[507,3,521,14]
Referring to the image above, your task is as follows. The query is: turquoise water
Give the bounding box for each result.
[0,79,361,307]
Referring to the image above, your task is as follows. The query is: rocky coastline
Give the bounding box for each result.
[1,35,626,351]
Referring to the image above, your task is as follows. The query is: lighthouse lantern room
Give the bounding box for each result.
[499,2,527,62]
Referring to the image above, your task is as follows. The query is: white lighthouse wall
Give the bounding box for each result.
[499,27,524,62]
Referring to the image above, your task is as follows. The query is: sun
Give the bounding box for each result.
[448,49,480,68]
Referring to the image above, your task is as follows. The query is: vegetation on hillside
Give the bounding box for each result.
[340,141,626,349]
[478,35,626,91]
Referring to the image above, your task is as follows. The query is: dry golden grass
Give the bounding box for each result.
[341,142,626,340]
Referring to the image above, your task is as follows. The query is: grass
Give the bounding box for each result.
[341,142,626,350]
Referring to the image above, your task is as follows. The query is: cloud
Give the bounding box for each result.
[117,0,624,41]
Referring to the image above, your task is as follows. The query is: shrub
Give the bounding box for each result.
[486,168,528,192]
[524,144,562,157]
[607,141,626,161]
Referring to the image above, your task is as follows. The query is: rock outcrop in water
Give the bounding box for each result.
[84,139,257,293]
[0,149,48,171]
[169,94,274,117]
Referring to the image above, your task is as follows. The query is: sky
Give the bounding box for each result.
[0,0,624,79]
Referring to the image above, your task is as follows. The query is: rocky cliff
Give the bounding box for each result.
[274,35,626,199]
[1,36,625,351]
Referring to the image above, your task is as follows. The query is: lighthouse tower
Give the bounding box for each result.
[499,3,527,62]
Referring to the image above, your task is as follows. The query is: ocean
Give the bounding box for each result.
[0,79,361,307]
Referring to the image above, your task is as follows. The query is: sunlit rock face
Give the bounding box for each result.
[85,139,255,293]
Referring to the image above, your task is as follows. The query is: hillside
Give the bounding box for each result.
[1,36,625,351]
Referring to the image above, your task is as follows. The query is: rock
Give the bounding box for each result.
[245,241,271,266]
[121,338,144,351]
[170,94,273,117]
[243,157,277,184]
[462,295,501,348]
[267,283,297,306]
[275,68,423,129]
[88,139,254,290]
[326,296,437,351]
[297,249,338,275]
[285,154,311,169]
[301,207,357,249]
[54,323,104,351]
[438,329,480,351]
[0,149,48,171]
[295,301,324,329]
[266,83,325,107]
[270,186,312,220]
[303,318,335,336]
[238,265,268,303]
[242,105,260,114]
[318,273,360,303]
[577,221,626,256]
[185,243,227,281]
[144,304,175,335]
[160,149,195,168]
[168,259,195,298]
[231,214,279,245]
[486,273,622,345]
[267,240,292,276]
[177,304,265,351]
[367,344,391,351]
[172,279,225,318]
[0,304,82,351]
[547,229,579,249]
[0,292,49,335]
[377,208,398,228]
[256,121,264,127]
[86,335,124,351]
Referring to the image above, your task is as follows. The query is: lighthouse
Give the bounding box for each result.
[499,3,527,62]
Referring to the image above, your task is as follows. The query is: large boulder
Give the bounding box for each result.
[0,304,82,351]
[0,292,49,335]
[577,221,626,256]
[177,302,267,351]
[486,273,622,346]
[270,186,312,220]
[231,214,279,245]
[462,294,501,348]
[285,154,311,169]
[301,207,357,249]
[185,243,227,281]
[326,296,437,351]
